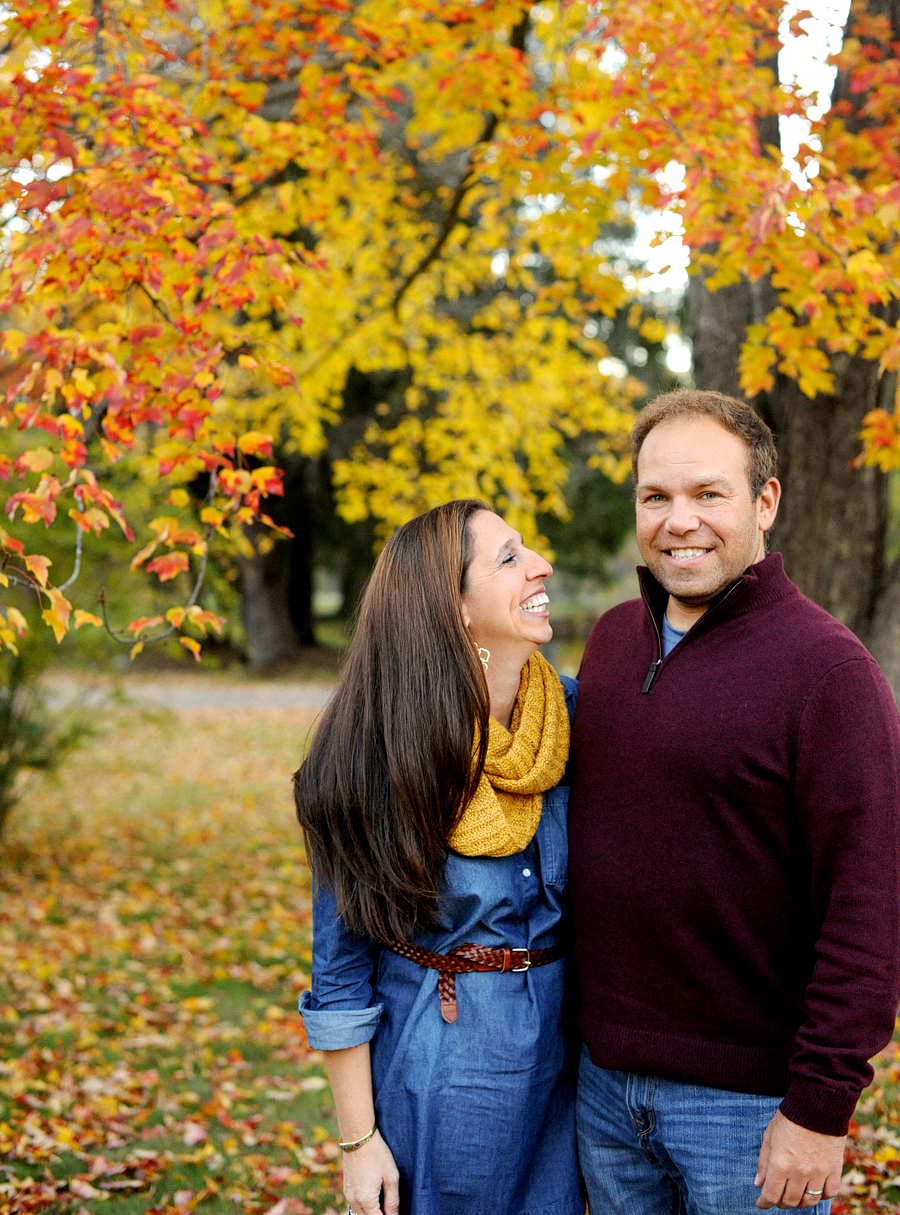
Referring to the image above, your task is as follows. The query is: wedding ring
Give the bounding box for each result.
[805,1188,824,1196]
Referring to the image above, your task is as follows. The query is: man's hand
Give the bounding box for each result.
[342,1130,400,1215]
[755,1109,846,1209]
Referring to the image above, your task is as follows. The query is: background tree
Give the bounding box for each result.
[569,0,900,685]
[686,0,900,686]
[1,0,651,666]
[9,0,898,673]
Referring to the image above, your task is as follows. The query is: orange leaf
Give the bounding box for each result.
[126,615,165,635]
[74,610,103,629]
[146,552,190,582]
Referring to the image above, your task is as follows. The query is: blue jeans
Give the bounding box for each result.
[577,1047,832,1215]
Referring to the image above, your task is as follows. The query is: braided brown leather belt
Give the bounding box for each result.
[384,939,565,1023]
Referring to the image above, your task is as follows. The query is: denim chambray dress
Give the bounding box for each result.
[299,675,583,1215]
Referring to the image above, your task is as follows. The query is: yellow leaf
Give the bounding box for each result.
[41,607,67,643]
[25,554,51,588]
[796,359,835,399]
[180,635,202,661]
[17,448,55,473]
[131,539,159,570]
[130,640,145,660]
[639,318,668,344]
[1,329,27,357]
[845,249,887,279]
[237,431,274,455]
[73,610,103,629]
[6,607,27,633]
[238,354,259,369]
[166,606,186,628]
[41,587,71,642]
[168,488,190,508]
[739,342,776,397]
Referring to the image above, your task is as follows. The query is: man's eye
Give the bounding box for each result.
[700,492,719,500]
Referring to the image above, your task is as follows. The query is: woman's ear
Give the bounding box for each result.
[460,599,471,629]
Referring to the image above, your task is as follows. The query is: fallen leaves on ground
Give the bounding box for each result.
[0,703,343,1215]
[838,1045,900,1214]
[0,695,897,1214]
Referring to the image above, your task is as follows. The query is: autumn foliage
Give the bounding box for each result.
[0,0,642,656]
[586,0,900,421]
[2,0,900,655]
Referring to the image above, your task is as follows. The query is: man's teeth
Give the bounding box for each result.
[668,548,709,560]
[519,593,549,612]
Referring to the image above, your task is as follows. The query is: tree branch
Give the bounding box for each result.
[58,526,84,592]
[96,473,219,647]
[93,0,106,81]
[390,9,530,312]
[391,111,499,312]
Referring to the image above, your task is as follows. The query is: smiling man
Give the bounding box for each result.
[568,390,900,1215]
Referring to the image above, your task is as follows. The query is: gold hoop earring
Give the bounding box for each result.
[477,647,490,671]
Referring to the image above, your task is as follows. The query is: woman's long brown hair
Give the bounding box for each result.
[293,500,491,943]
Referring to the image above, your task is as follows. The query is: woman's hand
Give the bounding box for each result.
[342,1130,400,1215]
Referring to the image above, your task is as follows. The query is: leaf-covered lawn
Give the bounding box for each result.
[0,702,342,1215]
[0,698,897,1214]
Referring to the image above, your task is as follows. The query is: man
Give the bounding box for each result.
[569,389,900,1215]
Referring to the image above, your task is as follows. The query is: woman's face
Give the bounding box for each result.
[460,511,554,660]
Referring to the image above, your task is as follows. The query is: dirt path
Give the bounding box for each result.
[43,672,334,713]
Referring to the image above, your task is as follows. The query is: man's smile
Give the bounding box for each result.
[662,546,713,563]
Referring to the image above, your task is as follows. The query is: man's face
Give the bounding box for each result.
[635,417,780,614]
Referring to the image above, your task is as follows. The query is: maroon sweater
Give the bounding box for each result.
[569,553,900,1137]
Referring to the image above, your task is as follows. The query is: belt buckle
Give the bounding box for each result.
[510,948,531,972]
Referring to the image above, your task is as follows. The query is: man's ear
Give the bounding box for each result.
[757,478,781,533]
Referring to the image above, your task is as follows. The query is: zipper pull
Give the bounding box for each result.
[641,658,662,694]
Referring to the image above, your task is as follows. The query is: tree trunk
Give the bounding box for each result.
[238,456,317,667]
[238,527,302,668]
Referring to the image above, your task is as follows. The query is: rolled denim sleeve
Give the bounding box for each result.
[298,881,383,1051]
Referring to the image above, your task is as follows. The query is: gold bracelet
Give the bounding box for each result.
[339,1124,377,1152]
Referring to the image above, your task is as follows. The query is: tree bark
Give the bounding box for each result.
[238,527,302,668]
[238,456,317,668]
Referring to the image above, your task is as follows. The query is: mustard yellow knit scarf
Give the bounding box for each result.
[448,651,569,858]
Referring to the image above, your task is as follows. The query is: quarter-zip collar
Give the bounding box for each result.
[637,552,795,694]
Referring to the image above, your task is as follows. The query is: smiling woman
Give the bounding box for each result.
[459,511,554,729]
[293,500,583,1215]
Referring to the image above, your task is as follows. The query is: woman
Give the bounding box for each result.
[294,500,582,1215]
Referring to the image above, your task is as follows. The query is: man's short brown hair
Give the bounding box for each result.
[631,389,778,499]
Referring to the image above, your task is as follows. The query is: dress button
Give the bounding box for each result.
[522,868,531,877]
